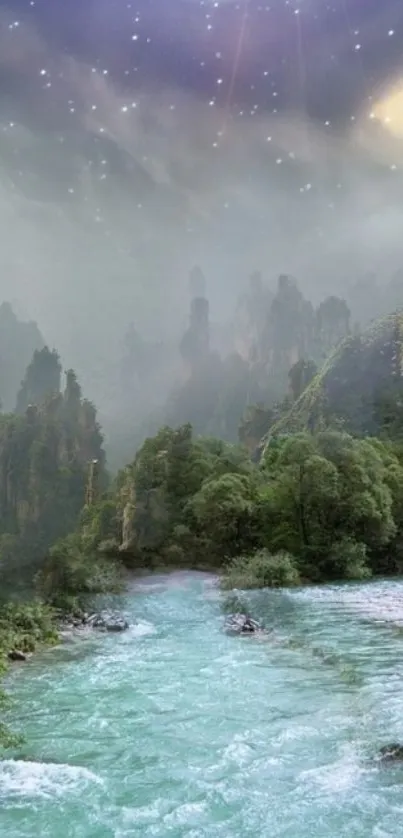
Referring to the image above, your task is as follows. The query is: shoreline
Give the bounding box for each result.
[3,569,218,666]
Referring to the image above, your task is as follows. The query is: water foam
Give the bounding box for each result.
[3,573,403,837]
[290,580,403,625]
[117,619,156,640]
[0,759,103,800]
[299,746,362,794]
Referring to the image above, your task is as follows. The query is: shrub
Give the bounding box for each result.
[162,543,187,566]
[37,534,123,607]
[326,538,372,581]
[221,548,301,590]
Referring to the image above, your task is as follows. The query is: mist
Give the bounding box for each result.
[1,0,403,466]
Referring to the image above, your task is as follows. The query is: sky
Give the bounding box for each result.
[1,0,403,410]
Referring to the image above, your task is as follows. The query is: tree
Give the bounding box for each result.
[127,424,211,555]
[259,431,396,581]
[373,382,403,443]
[187,472,259,561]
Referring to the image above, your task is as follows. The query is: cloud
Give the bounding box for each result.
[0,2,403,416]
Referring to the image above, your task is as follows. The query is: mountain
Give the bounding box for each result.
[262,311,403,444]
[0,302,45,411]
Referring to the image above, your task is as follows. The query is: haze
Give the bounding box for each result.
[1,0,403,464]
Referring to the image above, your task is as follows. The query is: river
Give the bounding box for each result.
[1,572,403,837]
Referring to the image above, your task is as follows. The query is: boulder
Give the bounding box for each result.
[84,613,99,627]
[8,649,27,661]
[378,743,403,763]
[224,613,262,635]
[105,619,129,632]
[83,612,129,632]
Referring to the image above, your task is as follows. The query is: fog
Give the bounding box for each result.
[1,0,403,465]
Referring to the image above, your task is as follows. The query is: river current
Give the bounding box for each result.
[1,572,403,837]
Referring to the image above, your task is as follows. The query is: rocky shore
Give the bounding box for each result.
[8,610,130,662]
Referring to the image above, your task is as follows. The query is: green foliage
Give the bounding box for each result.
[37,486,122,609]
[373,381,403,444]
[121,424,253,562]
[37,527,123,610]
[72,421,403,586]
[221,549,300,590]
[258,430,399,581]
[187,471,258,562]
[265,312,403,442]
[326,538,371,581]
[0,601,58,652]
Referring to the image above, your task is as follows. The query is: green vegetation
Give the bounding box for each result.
[3,290,403,749]
[73,425,403,591]
[221,549,300,590]
[263,312,403,442]
[37,506,124,612]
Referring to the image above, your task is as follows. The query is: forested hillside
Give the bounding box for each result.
[259,311,403,447]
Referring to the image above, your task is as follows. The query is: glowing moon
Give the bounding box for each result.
[372,80,403,138]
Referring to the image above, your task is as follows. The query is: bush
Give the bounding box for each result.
[162,543,187,566]
[0,601,58,652]
[326,538,372,581]
[221,548,301,590]
[37,533,123,607]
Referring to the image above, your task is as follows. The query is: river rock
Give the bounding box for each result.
[8,649,27,661]
[84,612,129,632]
[105,619,129,632]
[224,613,262,635]
[378,743,403,763]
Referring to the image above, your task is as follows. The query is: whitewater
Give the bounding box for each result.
[1,572,403,837]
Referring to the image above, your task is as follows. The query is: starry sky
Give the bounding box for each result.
[1,0,403,403]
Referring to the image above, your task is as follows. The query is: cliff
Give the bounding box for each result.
[263,311,403,444]
[0,370,105,591]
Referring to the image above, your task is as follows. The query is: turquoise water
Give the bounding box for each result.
[2,572,403,837]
